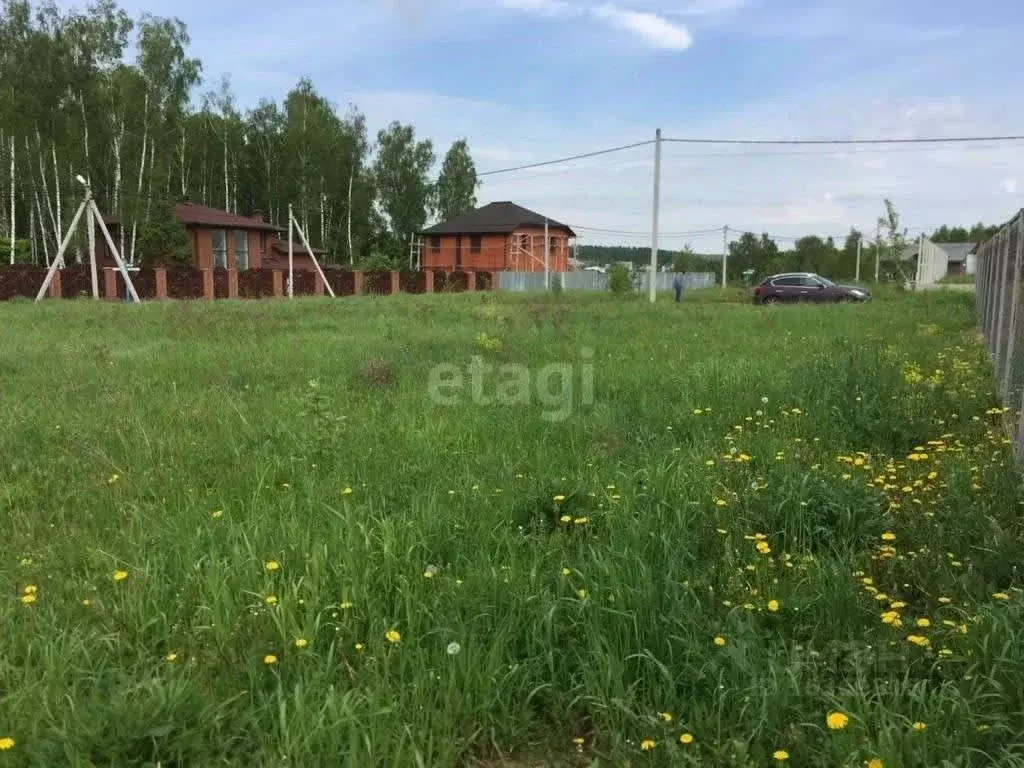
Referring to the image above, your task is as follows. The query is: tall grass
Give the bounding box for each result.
[0,291,1021,767]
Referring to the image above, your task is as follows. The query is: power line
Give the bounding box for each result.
[478,140,655,177]
[573,224,723,237]
[663,134,1024,146]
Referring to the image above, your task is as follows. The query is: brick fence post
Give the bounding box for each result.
[466,271,477,292]
[314,272,325,296]
[103,268,118,300]
[48,269,62,299]
[354,270,364,295]
[272,270,283,297]
[155,267,168,300]
[390,270,400,295]
[424,270,435,294]
[202,268,214,300]
[228,268,239,299]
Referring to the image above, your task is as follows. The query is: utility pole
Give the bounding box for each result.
[916,233,924,286]
[722,225,729,288]
[855,235,862,283]
[544,217,550,290]
[288,203,294,298]
[649,127,662,304]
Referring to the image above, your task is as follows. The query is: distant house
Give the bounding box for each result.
[420,202,576,272]
[96,202,322,271]
[902,241,978,277]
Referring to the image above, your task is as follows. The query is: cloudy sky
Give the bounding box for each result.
[63,0,1024,248]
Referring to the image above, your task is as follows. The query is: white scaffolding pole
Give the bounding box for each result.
[290,207,336,298]
[288,203,295,299]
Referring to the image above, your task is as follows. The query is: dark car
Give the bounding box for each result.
[752,273,872,305]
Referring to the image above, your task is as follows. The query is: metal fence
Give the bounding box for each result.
[976,208,1024,456]
[497,271,716,293]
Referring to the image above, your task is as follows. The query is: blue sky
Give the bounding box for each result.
[63,0,1024,247]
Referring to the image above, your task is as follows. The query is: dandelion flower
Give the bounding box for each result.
[680,733,694,745]
[166,652,178,662]
[211,510,223,519]
[640,739,656,751]
[993,592,1010,600]
[355,643,365,653]
[265,561,280,572]
[938,597,952,604]
[916,618,931,628]
[562,568,571,576]
[573,517,589,525]
[446,641,461,656]
[773,750,790,762]
[577,589,588,599]
[342,487,353,495]
[890,600,907,609]
[553,495,567,503]
[112,570,128,582]
[559,515,572,524]
[107,473,120,485]
[826,711,849,730]
[881,532,896,541]
[81,599,91,606]
[264,654,278,666]
[907,635,931,648]
[386,629,401,644]
[0,737,14,751]
[867,759,883,768]
[714,635,726,647]
[715,498,728,507]
[912,722,927,732]
[264,595,278,606]
[19,558,32,567]
[573,737,585,752]
[294,638,309,649]
[716,528,728,535]
[340,601,354,610]
[767,599,780,612]
[659,712,673,723]
[20,594,36,605]
[423,565,440,579]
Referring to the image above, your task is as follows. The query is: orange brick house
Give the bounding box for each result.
[420,202,575,272]
[96,202,321,270]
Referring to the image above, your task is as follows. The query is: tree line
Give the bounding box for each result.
[579,200,1000,283]
[0,0,480,268]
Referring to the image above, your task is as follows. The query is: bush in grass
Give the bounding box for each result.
[608,264,632,296]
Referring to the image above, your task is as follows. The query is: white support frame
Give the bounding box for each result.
[35,187,140,303]
[288,205,336,298]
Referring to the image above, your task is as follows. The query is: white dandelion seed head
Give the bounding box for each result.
[446,641,462,656]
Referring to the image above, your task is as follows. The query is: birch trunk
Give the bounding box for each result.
[347,168,354,265]
[145,140,155,225]
[34,188,50,267]
[223,125,229,212]
[52,144,64,260]
[36,132,58,258]
[29,204,37,264]
[130,91,149,264]
[9,135,14,264]
[319,182,325,249]
[80,92,91,185]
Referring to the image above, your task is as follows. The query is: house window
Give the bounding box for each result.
[430,236,441,253]
[212,229,227,269]
[235,231,249,271]
[470,235,482,254]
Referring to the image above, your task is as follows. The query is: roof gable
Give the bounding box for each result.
[422,202,575,236]
[175,202,281,232]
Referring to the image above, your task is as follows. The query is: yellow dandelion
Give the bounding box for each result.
[264,654,278,666]
[867,759,883,768]
[264,595,278,606]
[294,638,309,649]
[553,495,567,503]
[938,597,952,604]
[562,567,571,576]
[574,517,589,525]
[659,712,673,723]
[881,531,896,541]
[559,515,572,524]
[355,643,365,653]
[339,601,354,610]
[907,635,931,648]
[20,594,36,605]
[767,599,780,612]
[912,722,927,732]
[826,711,849,730]
[385,629,401,644]
[81,599,91,606]
[577,589,588,599]
[714,635,726,647]
[680,733,694,745]
[166,652,178,662]
[993,592,1010,600]
[890,600,907,609]
[342,486,353,495]
[640,739,656,751]
[265,560,280,572]
[773,749,790,762]
[916,618,931,628]
[112,570,128,582]
[0,737,14,751]
[211,510,223,519]
[107,473,120,485]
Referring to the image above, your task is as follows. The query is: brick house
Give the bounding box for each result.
[96,202,322,270]
[420,202,575,272]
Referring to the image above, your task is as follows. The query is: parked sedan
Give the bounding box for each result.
[752,273,872,304]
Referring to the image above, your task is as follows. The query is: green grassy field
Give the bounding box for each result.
[1,290,1022,767]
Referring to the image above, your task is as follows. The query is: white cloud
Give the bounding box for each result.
[591,4,693,50]
[498,0,575,14]
[1002,178,1020,195]
[676,0,745,16]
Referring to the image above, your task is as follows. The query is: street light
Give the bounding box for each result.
[75,174,88,188]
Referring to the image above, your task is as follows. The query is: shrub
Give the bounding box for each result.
[608,264,632,296]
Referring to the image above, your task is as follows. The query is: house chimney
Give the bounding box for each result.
[253,209,265,222]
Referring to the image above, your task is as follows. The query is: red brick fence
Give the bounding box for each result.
[0,266,495,302]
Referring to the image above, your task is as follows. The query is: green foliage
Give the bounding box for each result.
[0,237,32,263]
[580,244,719,272]
[136,200,190,265]
[373,122,435,254]
[608,263,632,295]
[436,139,478,222]
[550,272,564,297]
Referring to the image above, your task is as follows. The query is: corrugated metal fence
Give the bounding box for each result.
[976,208,1024,456]
[497,271,716,293]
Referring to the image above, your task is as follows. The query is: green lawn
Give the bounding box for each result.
[1,291,1022,767]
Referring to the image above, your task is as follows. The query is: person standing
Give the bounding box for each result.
[673,272,685,303]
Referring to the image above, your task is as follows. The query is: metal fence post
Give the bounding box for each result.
[991,230,1007,357]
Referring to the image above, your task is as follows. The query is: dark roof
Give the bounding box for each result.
[175,202,280,232]
[421,202,576,237]
[100,204,281,232]
[901,241,977,262]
